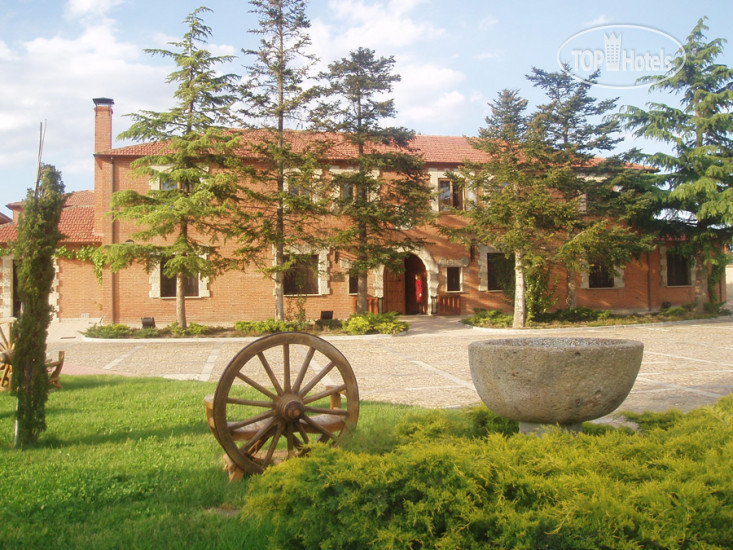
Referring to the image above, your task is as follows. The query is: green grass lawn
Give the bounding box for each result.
[2,376,732,549]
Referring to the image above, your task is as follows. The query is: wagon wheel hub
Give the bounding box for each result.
[276,393,305,421]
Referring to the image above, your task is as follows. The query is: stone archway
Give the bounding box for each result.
[374,247,439,315]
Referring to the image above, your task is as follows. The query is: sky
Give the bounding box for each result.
[0,0,731,216]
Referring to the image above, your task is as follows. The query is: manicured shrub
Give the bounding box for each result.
[233,318,311,335]
[167,321,211,337]
[461,308,513,328]
[83,323,133,339]
[341,312,408,335]
[242,396,733,549]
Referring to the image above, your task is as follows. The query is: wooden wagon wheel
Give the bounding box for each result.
[211,332,359,475]
[0,321,14,391]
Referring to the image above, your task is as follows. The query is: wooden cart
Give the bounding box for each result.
[205,332,359,479]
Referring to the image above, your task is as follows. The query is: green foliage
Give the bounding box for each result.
[538,307,611,323]
[243,396,733,549]
[233,318,311,335]
[83,324,134,339]
[103,6,241,328]
[622,17,733,311]
[461,308,514,328]
[167,321,210,337]
[11,164,66,446]
[311,47,434,314]
[341,312,408,335]
[0,376,263,548]
[55,245,106,281]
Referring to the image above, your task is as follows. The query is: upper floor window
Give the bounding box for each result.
[284,255,319,295]
[348,273,359,295]
[666,253,691,286]
[439,179,463,211]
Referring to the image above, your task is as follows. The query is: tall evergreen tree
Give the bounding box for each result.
[622,18,733,312]
[311,47,432,314]
[12,164,65,446]
[232,0,325,321]
[102,7,240,328]
[527,66,655,308]
[452,90,578,328]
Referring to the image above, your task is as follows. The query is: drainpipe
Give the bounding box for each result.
[110,158,117,323]
[647,251,653,312]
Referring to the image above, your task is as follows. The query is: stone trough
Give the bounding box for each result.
[468,337,643,434]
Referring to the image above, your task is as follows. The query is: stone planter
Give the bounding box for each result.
[469,337,643,434]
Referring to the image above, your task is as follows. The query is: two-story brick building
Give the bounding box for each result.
[0,98,725,325]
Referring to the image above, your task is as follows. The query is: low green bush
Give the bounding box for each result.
[242,396,733,549]
[167,321,211,337]
[341,312,408,335]
[82,323,133,338]
[461,308,513,328]
[233,318,311,335]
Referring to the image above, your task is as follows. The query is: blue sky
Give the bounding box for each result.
[0,0,731,216]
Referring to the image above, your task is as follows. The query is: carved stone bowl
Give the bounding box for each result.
[468,337,643,433]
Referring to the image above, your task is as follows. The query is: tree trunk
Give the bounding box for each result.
[513,250,526,328]
[176,273,187,329]
[275,242,285,321]
[693,253,708,314]
[356,270,368,314]
[566,267,578,309]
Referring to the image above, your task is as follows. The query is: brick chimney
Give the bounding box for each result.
[93,97,114,154]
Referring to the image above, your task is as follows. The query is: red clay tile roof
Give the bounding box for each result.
[0,191,99,245]
[97,130,492,165]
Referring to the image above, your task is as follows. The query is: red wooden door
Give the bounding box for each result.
[383,269,405,314]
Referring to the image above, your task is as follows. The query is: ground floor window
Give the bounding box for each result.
[348,273,358,295]
[666,253,691,286]
[160,259,199,297]
[446,266,462,292]
[487,253,513,291]
[284,255,319,295]
[588,265,615,289]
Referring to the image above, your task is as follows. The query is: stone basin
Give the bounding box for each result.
[468,337,643,433]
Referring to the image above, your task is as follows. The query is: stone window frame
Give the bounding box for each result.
[1,254,59,318]
[149,258,210,299]
[580,264,625,289]
[438,257,469,293]
[428,168,475,213]
[278,244,330,297]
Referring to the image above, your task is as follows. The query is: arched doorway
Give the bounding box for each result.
[383,254,427,315]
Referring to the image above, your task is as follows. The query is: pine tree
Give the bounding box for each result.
[527,66,655,308]
[12,164,65,446]
[452,89,578,328]
[622,18,733,312]
[311,47,433,314]
[231,0,326,321]
[102,7,240,328]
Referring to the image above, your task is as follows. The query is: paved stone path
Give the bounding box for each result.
[47,314,733,421]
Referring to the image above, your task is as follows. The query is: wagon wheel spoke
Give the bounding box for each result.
[262,422,285,466]
[298,360,336,397]
[302,384,347,405]
[226,397,274,408]
[257,352,283,395]
[235,372,278,401]
[227,409,276,431]
[292,346,316,394]
[301,414,338,443]
[240,417,276,455]
[286,423,297,458]
[304,406,350,416]
[283,343,291,392]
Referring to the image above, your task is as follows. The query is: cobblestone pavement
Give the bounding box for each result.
[47,313,733,421]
